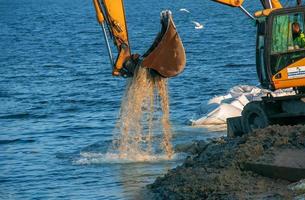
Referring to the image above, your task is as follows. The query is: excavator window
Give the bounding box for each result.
[270,12,305,74]
[271,13,304,53]
[256,19,269,87]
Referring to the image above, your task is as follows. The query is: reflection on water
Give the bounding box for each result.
[69,125,224,199]
[117,159,177,199]
[72,143,186,199]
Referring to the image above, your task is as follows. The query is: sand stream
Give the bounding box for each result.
[113,66,174,160]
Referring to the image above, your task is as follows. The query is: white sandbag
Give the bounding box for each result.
[230,95,250,110]
[208,94,232,105]
[192,103,242,125]
[191,85,295,127]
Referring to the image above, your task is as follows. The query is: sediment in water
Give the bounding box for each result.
[148,125,305,199]
[112,66,174,160]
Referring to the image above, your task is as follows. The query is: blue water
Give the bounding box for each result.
[1,0,260,199]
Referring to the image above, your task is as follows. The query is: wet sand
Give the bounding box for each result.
[147,125,305,200]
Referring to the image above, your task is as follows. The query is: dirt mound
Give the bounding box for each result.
[148,125,305,199]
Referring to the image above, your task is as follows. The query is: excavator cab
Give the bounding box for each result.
[207,0,305,136]
[211,0,305,92]
[257,6,305,92]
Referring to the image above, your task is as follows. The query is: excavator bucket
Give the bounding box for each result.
[93,0,185,78]
[142,11,186,78]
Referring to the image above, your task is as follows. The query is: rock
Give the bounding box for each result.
[294,194,305,200]
[174,143,194,153]
[174,141,209,155]
[197,140,209,150]
[289,179,305,195]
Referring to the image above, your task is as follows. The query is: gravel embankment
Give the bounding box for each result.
[148,125,305,200]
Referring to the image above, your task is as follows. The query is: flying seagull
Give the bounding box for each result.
[191,21,204,29]
[179,8,190,13]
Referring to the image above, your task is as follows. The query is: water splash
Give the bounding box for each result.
[73,152,184,165]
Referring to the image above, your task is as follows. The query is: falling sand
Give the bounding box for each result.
[112,66,174,160]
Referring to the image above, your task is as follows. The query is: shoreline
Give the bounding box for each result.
[147,125,305,199]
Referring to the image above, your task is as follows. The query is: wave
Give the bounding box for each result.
[0,113,31,119]
[0,138,35,145]
[224,63,254,67]
[73,151,185,165]
[0,113,49,120]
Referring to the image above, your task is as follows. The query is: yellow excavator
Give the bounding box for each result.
[92,0,186,78]
[92,0,305,136]
[211,0,305,136]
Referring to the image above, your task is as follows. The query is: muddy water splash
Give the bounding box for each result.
[113,66,174,160]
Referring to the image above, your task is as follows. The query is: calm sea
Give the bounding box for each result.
[1,0,260,199]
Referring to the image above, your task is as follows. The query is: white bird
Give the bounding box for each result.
[179,8,190,13]
[191,21,204,29]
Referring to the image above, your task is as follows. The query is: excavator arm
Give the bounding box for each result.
[212,0,244,7]
[211,0,283,19]
[93,0,131,76]
[211,0,282,8]
[93,0,186,78]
